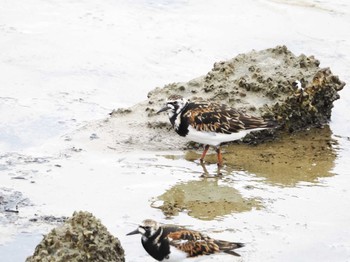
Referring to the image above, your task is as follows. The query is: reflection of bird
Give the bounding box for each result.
[158,95,277,166]
[127,219,244,261]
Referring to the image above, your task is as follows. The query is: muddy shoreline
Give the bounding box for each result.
[0,46,346,261]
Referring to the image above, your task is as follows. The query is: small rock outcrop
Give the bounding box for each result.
[144,45,345,132]
[69,45,345,152]
[26,211,125,262]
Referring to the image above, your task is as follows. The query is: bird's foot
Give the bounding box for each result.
[216,164,223,176]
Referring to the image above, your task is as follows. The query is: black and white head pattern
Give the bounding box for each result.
[137,219,160,239]
[165,95,188,120]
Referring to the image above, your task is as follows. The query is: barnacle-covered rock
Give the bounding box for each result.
[146,45,345,133]
[78,45,345,151]
[26,211,125,262]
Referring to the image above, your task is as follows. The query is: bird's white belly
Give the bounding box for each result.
[164,246,187,261]
[165,246,216,261]
[186,126,267,146]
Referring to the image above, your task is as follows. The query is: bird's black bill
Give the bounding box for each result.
[126,229,140,236]
[156,105,170,114]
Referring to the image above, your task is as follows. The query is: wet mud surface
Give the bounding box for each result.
[151,126,336,222]
[1,122,348,261]
[188,126,337,186]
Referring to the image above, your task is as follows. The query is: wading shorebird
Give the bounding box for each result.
[127,219,244,261]
[157,95,277,166]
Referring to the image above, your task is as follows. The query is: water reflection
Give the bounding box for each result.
[185,126,337,187]
[151,178,262,220]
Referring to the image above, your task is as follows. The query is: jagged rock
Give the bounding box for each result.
[145,45,345,132]
[71,45,345,152]
[26,211,125,262]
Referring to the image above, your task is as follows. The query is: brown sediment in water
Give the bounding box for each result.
[151,125,337,220]
[185,126,336,187]
[152,179,262,220]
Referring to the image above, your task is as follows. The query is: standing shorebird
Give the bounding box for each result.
[127,219,244,261]
[157,95,277,166]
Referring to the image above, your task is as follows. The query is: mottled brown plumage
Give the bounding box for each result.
[167,229,242,257]
[183,102,273,134]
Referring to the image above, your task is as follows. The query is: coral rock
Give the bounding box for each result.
[26,211,125,262]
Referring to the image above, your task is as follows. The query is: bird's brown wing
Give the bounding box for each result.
[183,102,270,134]
[236,112,274,130]
[166,229,220,257]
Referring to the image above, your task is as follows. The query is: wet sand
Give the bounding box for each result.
[1,123,350,261]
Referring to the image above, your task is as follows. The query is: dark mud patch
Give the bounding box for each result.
[0,153,50,167]
[0,189,31,219]
[0,152,54,183]
[29,215,68,224]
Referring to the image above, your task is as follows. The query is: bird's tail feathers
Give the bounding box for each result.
[214,240,245,256]
[223,249,242,257]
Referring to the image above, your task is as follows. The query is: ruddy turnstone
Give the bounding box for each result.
[127,219,244,261]
[157,95,277,166]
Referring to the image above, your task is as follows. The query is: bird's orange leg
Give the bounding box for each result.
[216,147,223,167]
[200,145,210,163]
